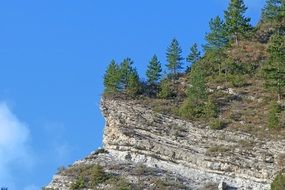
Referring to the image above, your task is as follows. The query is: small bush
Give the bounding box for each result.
[158,79,174,99]
[179,99,204,119]
[228,74,248,87]
[204,98,218,119]
[90,165,110,187]
[268,101,280,129]
[209,118,225,130]
[271,173,285,190]
[71,176,85,190]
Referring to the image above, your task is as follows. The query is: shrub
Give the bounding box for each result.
[90,165,109,187]
[227,74,247,87]
[268,101,280,129]
[209,118,225,130]
[71,176,85,190]
[204,98,218,119]
[158,79,174,99]
[271,173,285,190]
[179,99,204,119]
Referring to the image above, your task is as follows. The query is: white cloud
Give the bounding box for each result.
[0,102,33,189]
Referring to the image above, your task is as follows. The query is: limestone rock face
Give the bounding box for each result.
[46,98,285,190]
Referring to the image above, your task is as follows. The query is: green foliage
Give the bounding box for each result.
[268,101,280,129]
[262,0,284,21]
[209,118,225,130]
[271,173,285,190]
[104,58,140,96]
[90,165,109,187]
[187,64,208,105]
[227,74,248,87]
[104,60,121,93]
[125,70,140,96]
[71,176,85,190]
[186,43,201,71]
[146,55,162,84]
[116,179,132,190]
[179,99,198,119]
[201,50,227,76]
[224,0,251,44]
[204,98,218,119]
[145,55,162,97]
[179,64,208,119]
[262,34,285,101]
[204,16,229,51]
[166,38,184,75]
[158,79,173,99]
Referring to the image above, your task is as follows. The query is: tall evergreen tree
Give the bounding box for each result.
[146,55,162,84]
[263,34,285,101]
[119,58,140,95]
[224,0,251,45]
[186,43,201,71]
[166,38,184,76]
[204,16,229,51]
[103,60,120,93]
[262,0,284,21]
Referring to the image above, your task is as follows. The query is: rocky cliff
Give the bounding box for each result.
[45,98,285,190]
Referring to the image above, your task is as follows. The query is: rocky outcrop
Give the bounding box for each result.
[46,98,285,190]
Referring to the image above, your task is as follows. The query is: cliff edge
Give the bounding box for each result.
[45,98,285,190]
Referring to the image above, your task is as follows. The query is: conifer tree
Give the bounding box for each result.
[224,0,251,45]
[119,58,140,95]
[146,55,162,84]
[179,63,208,118]
[126,70,140,96]
[263,34,285,101]
[186,43,201,71]
[166,38,184,76]
[204,16,229,51]
[103,60,120,93]
[262,0,284,21]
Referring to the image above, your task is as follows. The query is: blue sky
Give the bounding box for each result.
[0,0,266,189]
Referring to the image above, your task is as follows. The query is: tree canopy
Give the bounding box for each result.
[262,34,285,101]
[166,38,184,75]
[186,43,201,71]
[204,16,229,51]
[146,55,162,84]
[224,0,251,45]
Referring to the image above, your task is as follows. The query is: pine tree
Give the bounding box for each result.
[224,0,251,45]
[166,38,184,76]
[146,55,162,84]
[126,70,140,96]
[186,43,201,71]
[204,16,229,51]
[103,60,120,93]
[262,0,284,21]
[119,58,140,95]
[263,34,285,101]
